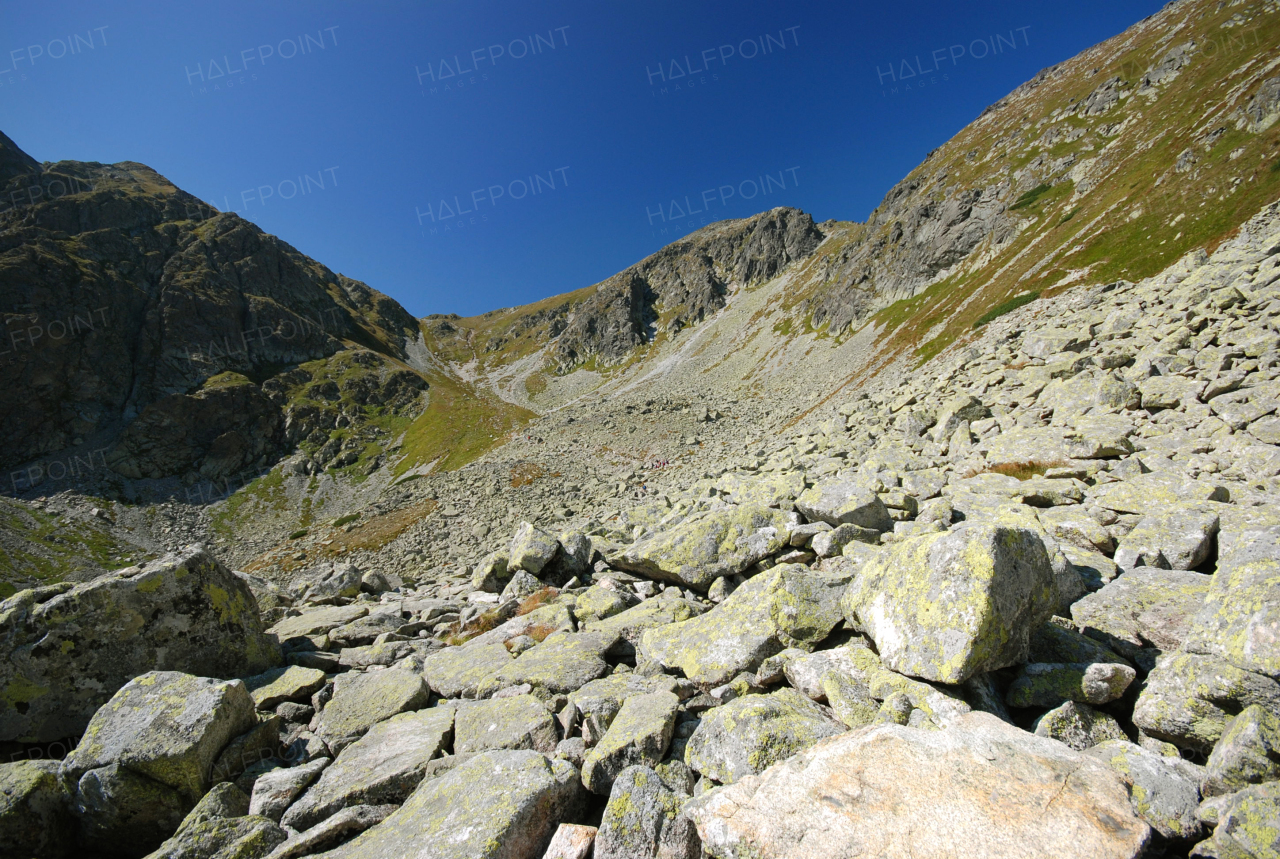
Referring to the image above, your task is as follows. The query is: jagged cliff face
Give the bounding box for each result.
[0,133,423,478]
[424,208,823,378]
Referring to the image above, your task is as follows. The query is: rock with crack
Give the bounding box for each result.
[1070,568,1212,670]
[1112,508,1219,571]
[684,712,1150,858]
[1085,740,1205,844]
[474,631,617,698]
[640,564,846,687]
[1201,704,1280,798]
[581,690,680,794]
[593,765,700,859]
[608,504,794,591]
[248,758,330,823]
[422,642,513,699]
[0,546,279,743]
[312,750,584,859]
[1188,781,1280,859]
[1134,652,1280,753]
[242,666,328,711]
[840,520,1059,685]
[281,705,454,831]
[509,522,561,575]
[685,688,844,785]
[794,480,893,532]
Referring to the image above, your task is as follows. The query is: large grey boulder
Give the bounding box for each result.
[453,694,559,755]
[314,670,428,746]
[581,690,680,794]
[593,765,700,859]
[582,591,703,660]
[640,565,846,687]
[1086,740,1205,844]
[685,688,843,785]
[795,480,893,532]
[0,759,73,858]
[1134,652,1280,752]
[0,546,279,743]
[289,561,361,605]
[281,706,453,831]
[64,671,257,803]
[316,750,584,859]
[509,522,560,575]
[608,505,793,591]
[685,712,1150,858]
[248,757,329,822]
[72,764,190,858]
[1032,701,1127,751]
[243,666,327,711]
[840,520,1059,685]
[1113,508,1219,571]
[266,605,368,641]
[1189,781,1280,858]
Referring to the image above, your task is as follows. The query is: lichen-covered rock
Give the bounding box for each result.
[1006,662,1136,708]
[0,546,279,743]
[454,694,559,755]
[593,765,699,859]
[782,643,880,700]
[684,712,1150,859]
[717,471,807,510]
[840,521,1059,685]
[821,672,880,729]
[1134,652,1280,752]
[582,690,679,794]
[475,631,617,698]
[0,759,72,858]
[1071,568,1212,669]
[289,561,361,605]
[582,591,703,660]
[242,666,327,711]
[315,750,584,859]
[509,522,560,575]
[1180,532,1280,681]
[265,605,368,641]
[1085,740,1205,843]
[266,804,395,859]
[1188,781,1280,859]
[1202,705,1280,798]
[145,782,286,859]
[247,757,329,822]
[566,674,680,736]
[1113,509,1219,571]
[572,585,635,624]
[1033,701,1128,751]
[1029,621,1132,667]
[423,642,512,699]
[608,505,793,591]
[471,551,512,593]
[314,670,428,746]
[795,480,893,532]
[542,822,597,859]
[64,671,257,802]
[281,705,453,831]
[685,688,843,785]
[640,565,846,687]
[1089,472,1228,515]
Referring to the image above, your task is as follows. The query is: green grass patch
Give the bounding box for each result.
[288,529,308,540]
[332,513,360,528]
[1009,183,1053,211]
[974,291,1040,328]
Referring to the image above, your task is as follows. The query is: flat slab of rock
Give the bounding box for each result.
[1088,472,1227,515]
[282,705,454,830]
[1113,508,1219,571]
[316,750,584,859]
[63,670,256,801]
[0,546,279,743]
[244,665,328,710]
[608,504,793,591]
[640,565,845,687]
[1070,568,1211,667]
[841,521,1058,684]
[315,670,428,745]
[594,765,699,859]
[454,694,559,754]
[684,712,1151,859]
[268,604,370,641]
[423,642,512,699]
[475,631,617,698]
[685,688,843,785]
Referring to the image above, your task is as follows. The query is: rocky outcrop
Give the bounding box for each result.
[0,546,279,743]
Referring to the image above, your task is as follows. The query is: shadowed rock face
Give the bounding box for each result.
[549,207,823,370]
[0,135,420,474]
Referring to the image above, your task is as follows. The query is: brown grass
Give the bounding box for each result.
[510,462,548,488]
[441,607,504,647]
[525,622,559,643]
[516,587,560,616]
[321,500,438,555]
[966,460,1070,481]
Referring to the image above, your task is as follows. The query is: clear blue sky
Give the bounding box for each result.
[2,0,1165,318]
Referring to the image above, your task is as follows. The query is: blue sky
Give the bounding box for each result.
[2,0,1166,318]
